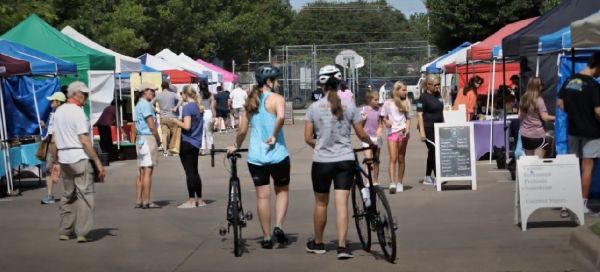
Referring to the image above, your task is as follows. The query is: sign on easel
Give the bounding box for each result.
[515,155,585,231]
[434,122,477,191]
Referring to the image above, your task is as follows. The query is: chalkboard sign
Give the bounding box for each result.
[434,123,477,191]
[284,102,294,125]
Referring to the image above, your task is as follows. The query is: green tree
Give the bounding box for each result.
[287,0,413,44]
[425,0,561,52]
[0,0,58,33]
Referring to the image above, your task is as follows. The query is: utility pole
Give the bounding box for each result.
[427,15,431,59]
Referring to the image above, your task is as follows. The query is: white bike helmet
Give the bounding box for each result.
[318,65,342,85]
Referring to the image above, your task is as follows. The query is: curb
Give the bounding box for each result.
[570,224,600,269]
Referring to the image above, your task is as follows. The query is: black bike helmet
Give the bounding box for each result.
[255,65,282,87]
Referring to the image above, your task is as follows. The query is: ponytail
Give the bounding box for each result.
[245,85,262,115]
[182,85,204,113]
[326,85,343,121]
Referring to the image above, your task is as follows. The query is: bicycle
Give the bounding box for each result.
[210,145,253,257]
[351,146,397,263]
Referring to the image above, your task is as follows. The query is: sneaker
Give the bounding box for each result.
[76,236,88,243]
[360,187,371,207]
[422,176,435,186]
[584,206,591,214]
[41,196,56,205]
[305,239,326,254]
[273,227,288,245]
[397,183,404,192]
[431,176,437,185]
[389,183,397,194]
[560,208,570,218]
[261,239,274,249]
[59,235,71,241]
[177,202,196,209]
[336,247,354,259]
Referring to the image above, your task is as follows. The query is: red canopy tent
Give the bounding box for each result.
[163,69,198,84]
[451,62,520,95]
[467,17,538,61]
[0,53,31,76]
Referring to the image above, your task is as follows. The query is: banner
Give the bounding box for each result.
[1,76,60,138]
[88,71,115,126]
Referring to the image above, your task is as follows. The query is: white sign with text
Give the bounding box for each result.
[515,155,585,231]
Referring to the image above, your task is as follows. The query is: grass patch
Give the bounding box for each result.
[592,223,600,238]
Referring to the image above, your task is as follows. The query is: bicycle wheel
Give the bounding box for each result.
[351,181,371,252]
[374,187,397,263]
[231,180,243,257]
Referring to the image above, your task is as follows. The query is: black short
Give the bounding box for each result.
[217,109,229,118]
[247,157,291,187]
[311,161,355,194]
[521,136,546,150]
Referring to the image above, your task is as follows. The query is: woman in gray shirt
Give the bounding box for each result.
[304,65,374,260]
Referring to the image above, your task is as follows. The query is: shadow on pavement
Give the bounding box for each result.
[87,227,119,241]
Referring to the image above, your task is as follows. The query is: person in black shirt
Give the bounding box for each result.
[214,85,230,132]
[311,88,324,102]
[557,52,600,214]
[417,74,444,186]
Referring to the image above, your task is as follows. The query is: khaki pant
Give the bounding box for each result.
[160,117,181,154]
[59,159,95,237]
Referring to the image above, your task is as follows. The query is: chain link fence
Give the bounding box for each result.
[269,41,434,108]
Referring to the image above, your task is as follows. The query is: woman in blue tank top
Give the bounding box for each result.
[228,65,290,249]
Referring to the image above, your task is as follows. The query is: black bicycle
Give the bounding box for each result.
[351,147,397,263]
[210,145,253,257]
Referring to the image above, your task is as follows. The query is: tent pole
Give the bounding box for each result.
[0,78,14,194]
[31,79,42,136]
[116,73,121,150]
[502,57,507,162]
[535,55,540,77]
[571,48,576,74]
[488,60,496,165]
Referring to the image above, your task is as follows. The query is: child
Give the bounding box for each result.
[361,91,384,185]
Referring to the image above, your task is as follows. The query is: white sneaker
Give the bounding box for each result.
[431,176,437,186]
[177,202,196,209]
[422,176,435,186]
[583,206,591,214]
[389,183,397,194]
[397,183,404,192]
[360,187,371,207]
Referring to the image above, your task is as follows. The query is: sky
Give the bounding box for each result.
[290,0,427,15]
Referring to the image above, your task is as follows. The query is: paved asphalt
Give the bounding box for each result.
[0,121,598,272]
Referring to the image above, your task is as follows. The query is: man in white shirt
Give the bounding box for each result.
[229,84,248,129]
[52,81,105,243]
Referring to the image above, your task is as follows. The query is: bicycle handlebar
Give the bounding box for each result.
[210,144,248,167]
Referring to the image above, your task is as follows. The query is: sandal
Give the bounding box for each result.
[134,203,143,209]
[143,203,161,209]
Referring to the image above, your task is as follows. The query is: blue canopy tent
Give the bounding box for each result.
[0,40,76,75]
[425,42,472,73]
[538,27,571,54]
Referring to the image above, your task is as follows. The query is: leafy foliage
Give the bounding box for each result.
[425,0,561,51]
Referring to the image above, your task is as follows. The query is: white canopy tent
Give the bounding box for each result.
[178,52,223,84]
[139,53,181,71]
[61,26,142,73]
[571,12,600,48]
[420,55,445,73]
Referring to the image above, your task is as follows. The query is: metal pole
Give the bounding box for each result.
[502,57,507,161]
[369,42,372,80]
[0,78,13,194]
[571,48,576,74]
[116,73,122,150]
[488,60,496,165]
[31,80,42,136]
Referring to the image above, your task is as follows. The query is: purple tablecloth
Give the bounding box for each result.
[473,120,509,160]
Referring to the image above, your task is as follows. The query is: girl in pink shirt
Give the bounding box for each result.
[381,81,411,193]
[361,91,384,184]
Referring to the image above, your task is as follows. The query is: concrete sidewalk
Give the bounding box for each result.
[0,122,597,272]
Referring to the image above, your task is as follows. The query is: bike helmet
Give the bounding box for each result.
[255,65,282,87]
[318,65,342,85]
